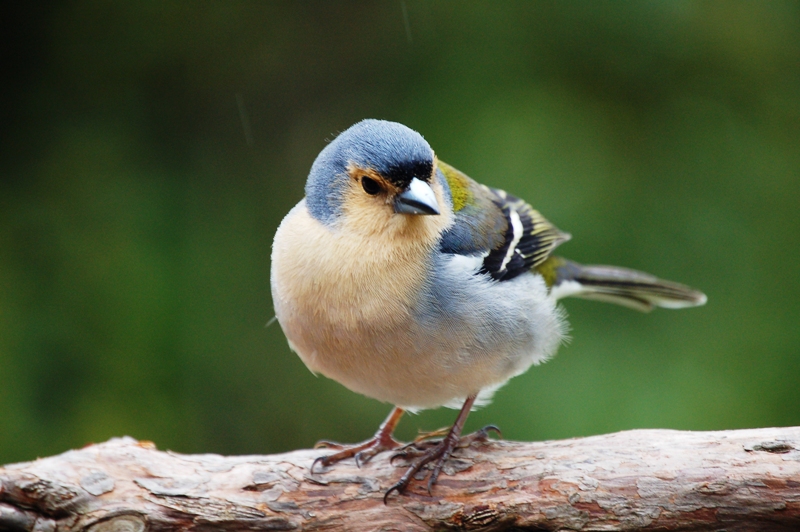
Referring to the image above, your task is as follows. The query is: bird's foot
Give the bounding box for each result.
[460,424,502,446]
[384,424,501,502]
[403,424,502,452]
[311,407,406,472]
[312,433,403,471]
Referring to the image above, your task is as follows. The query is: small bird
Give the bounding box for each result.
[271,119,706,499]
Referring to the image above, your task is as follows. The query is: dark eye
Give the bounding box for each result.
[361,176,381,195]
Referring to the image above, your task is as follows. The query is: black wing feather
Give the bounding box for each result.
[479,189,570,281]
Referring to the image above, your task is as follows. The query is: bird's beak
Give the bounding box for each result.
[394,177,440,215]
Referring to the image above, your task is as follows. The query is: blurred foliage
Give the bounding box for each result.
[1,1,799,465]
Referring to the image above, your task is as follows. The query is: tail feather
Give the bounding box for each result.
[537,257,707,312]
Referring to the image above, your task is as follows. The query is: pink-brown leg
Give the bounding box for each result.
[311,407,405,472]
[384,394,499,502]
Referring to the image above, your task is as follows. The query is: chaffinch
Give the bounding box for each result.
[270,119,706,499]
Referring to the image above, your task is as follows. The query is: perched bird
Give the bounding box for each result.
[271,119,706,499]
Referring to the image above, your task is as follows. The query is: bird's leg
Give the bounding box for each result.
[311,407,405,472]
[385,394,499,502]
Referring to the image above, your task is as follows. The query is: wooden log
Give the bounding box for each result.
[1,427,799,531]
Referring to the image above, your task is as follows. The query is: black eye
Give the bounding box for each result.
[361,176,381,195]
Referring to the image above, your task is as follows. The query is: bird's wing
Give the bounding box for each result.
[437,161,571,281]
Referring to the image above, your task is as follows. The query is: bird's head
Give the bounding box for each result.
[305,120,452,240]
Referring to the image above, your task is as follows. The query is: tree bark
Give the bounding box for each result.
[1,427,799,531]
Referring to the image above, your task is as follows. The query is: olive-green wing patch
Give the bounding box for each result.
[437,160,473,212]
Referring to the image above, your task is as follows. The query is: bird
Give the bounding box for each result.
[270,119,706,500]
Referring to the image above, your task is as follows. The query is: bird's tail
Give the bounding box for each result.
[536,256,707,312]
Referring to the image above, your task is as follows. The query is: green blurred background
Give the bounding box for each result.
[2,1,799,465]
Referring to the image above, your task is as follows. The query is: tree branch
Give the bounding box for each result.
[1,427,799,531]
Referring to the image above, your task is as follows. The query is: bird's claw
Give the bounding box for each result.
[392,441,431,460]
[384,424,501,503]
[389,424,501,464]
[310,455,330,474]
[389,447,418,465]
[389,427,451,462]
[460,424,502,446]
[385,435,454,502]
[311,435,402,474]
[354,448,380,468]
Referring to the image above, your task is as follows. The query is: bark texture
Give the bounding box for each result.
[1,427,799,531]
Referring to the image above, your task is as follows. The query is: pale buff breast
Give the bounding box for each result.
[270,179,455,404]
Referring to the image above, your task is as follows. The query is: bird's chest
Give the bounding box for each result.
[271,204,433,370]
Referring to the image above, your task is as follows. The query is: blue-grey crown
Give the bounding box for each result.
[305,119,435,225]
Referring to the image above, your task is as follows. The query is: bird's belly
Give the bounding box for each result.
[277,304,524,409]
[273,283,450,407]
[274,268,564,410]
